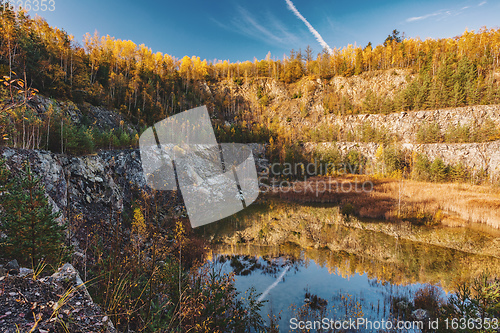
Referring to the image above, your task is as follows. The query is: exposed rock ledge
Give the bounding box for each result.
[327,105,500,143]
[1,148,160,229]
[0,144,267,231]
[305,140,500,181]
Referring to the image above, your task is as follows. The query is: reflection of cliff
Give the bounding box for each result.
[200,200,500,292]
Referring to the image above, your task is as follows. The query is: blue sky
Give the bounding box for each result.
[33,0,499,62]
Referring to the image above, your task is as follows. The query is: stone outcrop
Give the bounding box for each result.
[403,141,500,177]
[0,143,267,231]
[206,76,500,145]
[329,69,411,102]
[0,148,175,231]
[27,95,136,134]
[305,140,500,180]
[327,105,500,143]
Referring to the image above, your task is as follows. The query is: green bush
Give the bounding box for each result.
[309,123,339,142]
[416,121,443,143]
[449,162,469,182]
[476,117,498,142]
[119,131,131,147]
[343,149,366,174]
[444,274,500,321]
[314,146,342,175]
[412,153,431,181]
[66,126,95,154]
[357,122,394,144]
[444,123,471,143]
[383,145,408,174]
[443,119,498,143]
[430,158,448,182]
[111,134,120,148]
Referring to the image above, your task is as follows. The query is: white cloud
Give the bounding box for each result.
[406,2,478,24]
[406,11,442,22]
[235,6,285,44]
[214,6,300,48]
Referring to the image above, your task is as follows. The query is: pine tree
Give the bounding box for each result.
[0,159,67,266]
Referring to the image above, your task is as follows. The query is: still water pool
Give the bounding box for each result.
[208,246,442,332]
[198,200,500,332]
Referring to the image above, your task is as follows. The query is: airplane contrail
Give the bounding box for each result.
[257,265,290,302]
[285,0,333,55]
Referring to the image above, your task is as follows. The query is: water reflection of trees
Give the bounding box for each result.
[215,253,300,278]
[202,198,500,292]
[211,242,500,293]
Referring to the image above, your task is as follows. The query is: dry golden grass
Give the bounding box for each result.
[271,176,500,229]
[382,180,500,229]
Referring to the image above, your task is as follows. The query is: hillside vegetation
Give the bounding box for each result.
[2,9,500,188]
[1,8,500,130]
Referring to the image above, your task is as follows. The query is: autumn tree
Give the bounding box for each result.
[384,29,402,46]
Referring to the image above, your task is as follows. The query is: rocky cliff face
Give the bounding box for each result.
[0,143,267,231]
[0,148,177,233]
[207,75,500,142]
[28,95,136,134]
[305,139,500,180]
[329,69,410,102]
[328,105,500,143]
